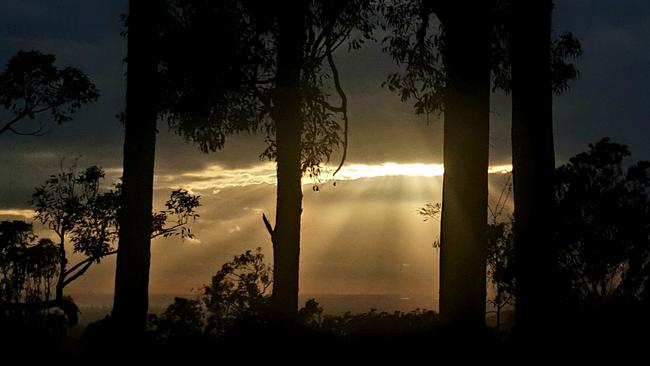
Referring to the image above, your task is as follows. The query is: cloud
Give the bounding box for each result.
[156,161,513,193]
[0,209,34,219]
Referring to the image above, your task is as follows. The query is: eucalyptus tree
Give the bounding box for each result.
[157,0,378,319]
[112,0,162,336]
[0,165,199,326]
[384,0,492,329]
[509,0,581,335]
[382,0,580,329]
[0,50,98,135]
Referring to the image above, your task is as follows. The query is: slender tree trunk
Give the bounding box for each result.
[112,0,159,336]
[511,0,557,338]
[270,4,307,319]
[438,2,491,330]
[496,300,502,332]
[55,231,66,300]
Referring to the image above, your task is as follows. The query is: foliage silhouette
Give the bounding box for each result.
[144,247,442,353]
[0,164,199,326]
[421,139,650,335]
[382,0,581,331]
[203,247,272,334]
[147,248,271,340]
[381,0,582,116]
[486,221,515,332]
[156,0,379,319]
[157,0,377,176]
[0,221,58,305]
[555,138,650,307]
[0,50,98,135]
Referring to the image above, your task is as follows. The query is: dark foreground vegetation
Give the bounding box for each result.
[3,137,650,357]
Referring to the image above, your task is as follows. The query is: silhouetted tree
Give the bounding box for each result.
[0,221,59,310]
[268,1,378,319]
[147,297,205,346]
[0,50,98,135]
[384,0,492,329]
[0,164,199,326]
[555,139,650,307]
[486,222,515,332]
[157,0,377,319]
[112,0,162,338]
[383,0,581,330]
[509,0,581,337]
[32,165,118,313]
[419,178,516,333]
[509,0,555,337]
[268,2,309,320]
[436,1,492,330]
[148,248,272,341]
[203,248,272,334]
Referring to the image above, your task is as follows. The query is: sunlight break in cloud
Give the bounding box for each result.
[0,209,35,218]
[157,162,512,192]
[332,163,445,180]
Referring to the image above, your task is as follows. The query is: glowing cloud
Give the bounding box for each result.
[331,163,445,181]
[155,162,512,192]
[488,164,513,174]
[0,209,35,218]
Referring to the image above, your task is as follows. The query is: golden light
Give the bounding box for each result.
[0,209,35,218]
[487,164,513,175]
[330,162,445,181]
[153,161,512,192]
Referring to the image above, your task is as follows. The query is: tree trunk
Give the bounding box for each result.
[270,4,307,320]
[511,0,557,337]
[438,2,491,330]
[112,0,159,337]
[55,231,66,301]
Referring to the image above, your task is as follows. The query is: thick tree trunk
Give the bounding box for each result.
[438,2,491,330]
[270,4,307,319]
[511,0,557,337]
[112,0,158,336]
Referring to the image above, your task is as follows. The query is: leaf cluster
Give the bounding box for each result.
[0,50,98,135]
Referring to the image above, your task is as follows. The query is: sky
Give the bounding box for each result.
[1,0,649,311]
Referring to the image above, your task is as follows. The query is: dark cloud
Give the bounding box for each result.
[553,0,650,162]
[0,0,127,44]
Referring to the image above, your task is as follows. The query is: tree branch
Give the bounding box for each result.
[0,111,29,135]
[326,40,349,178]
[152,222,185,238]
[63,249,117,287]
[62,259,94,287]
[262,213,274,237]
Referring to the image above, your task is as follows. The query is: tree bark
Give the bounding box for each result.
[438,2,491,330]
[270,4,307,320]
[112,0,159,337]
[511,0,557,337]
